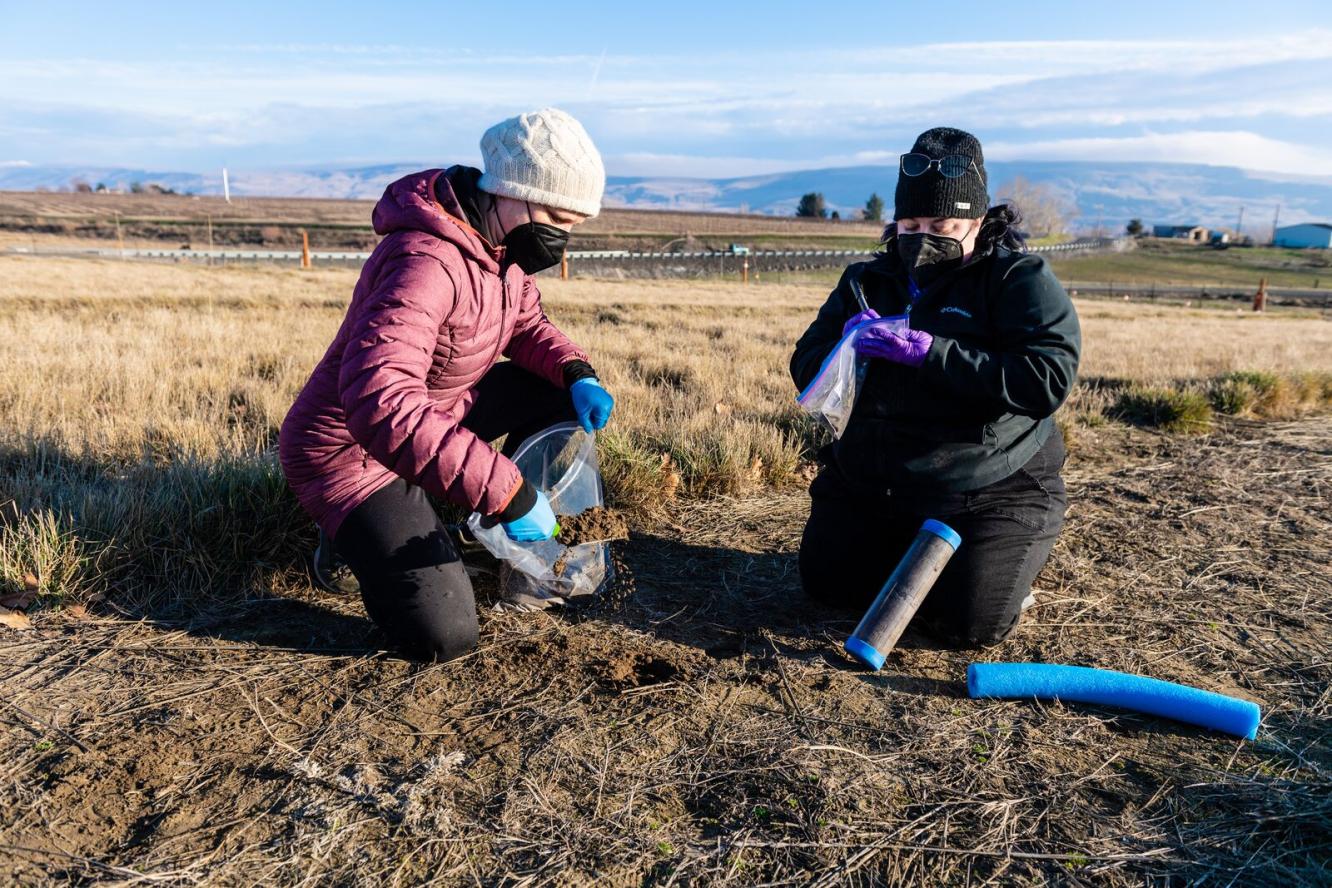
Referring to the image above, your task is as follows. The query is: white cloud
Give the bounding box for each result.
[3,30,1331,176]
[987,131,1332,175]
[606,152,809,178]
[845,31,1332,72]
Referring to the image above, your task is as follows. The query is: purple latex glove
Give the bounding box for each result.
[842,308,879,338]
[854,326,934,367]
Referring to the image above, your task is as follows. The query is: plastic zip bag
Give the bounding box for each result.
[796,315,910,438]
[466,422,612,609]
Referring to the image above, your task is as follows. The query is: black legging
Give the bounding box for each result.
[799,430,1068,647]
[333,362,577,661]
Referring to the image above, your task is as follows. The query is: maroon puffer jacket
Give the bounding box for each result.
[278,167,589,538]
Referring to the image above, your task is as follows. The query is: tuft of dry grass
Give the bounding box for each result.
[1114,386,1216,434]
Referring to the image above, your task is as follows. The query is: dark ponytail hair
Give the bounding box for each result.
[974,203,1027,255]
[880,202,1028,257]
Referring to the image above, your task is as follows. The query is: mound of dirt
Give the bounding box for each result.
[556,508,629,546]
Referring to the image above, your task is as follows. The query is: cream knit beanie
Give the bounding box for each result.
[477,108,606,218]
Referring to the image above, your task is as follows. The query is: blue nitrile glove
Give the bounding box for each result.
[570,378,615,433]
[502,488,559,542]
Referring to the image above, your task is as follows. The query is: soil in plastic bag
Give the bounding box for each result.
[466,422,613,608]
[558,508,629,546]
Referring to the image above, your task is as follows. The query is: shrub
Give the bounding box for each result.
[1115,386,1214,434]
[1209,370,1277,416]
[1209,370,1332,418]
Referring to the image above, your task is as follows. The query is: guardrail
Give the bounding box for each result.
[1,236,1125,267]
[0,246,374,262]
[11,238,1320,302]
[1063,280,1329,303]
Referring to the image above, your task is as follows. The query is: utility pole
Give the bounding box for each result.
[222,168,231,204]
[1271,204,1280,245]
[1235,205,1244,241]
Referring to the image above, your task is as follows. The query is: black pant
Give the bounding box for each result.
[333,363,577,661]
[799,430,1068,647]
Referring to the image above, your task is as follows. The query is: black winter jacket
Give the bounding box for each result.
[790,246,1081,493]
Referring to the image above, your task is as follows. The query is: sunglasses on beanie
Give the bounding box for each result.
[899,153,980,179]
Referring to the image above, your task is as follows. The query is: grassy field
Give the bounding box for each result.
[1,256,1330,884]
[1046,237,1332,289]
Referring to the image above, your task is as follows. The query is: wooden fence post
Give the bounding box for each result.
[1252,277,1267,312]
[301,229,311,269]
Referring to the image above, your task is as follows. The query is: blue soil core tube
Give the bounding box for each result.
[845,519,961,670]
[967,663,1261,740]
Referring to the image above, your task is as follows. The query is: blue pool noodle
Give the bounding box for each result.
[967,663,1261,740]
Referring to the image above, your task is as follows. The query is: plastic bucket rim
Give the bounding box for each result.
[509,421,594,505]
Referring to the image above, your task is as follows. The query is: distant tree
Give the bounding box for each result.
[129,181,145,194]
[95,182,108,193]
[72,179,93,193]
[864,192,885,223]
[1126,218,1144,236]
[795,192,827,218]
[830,210,841,221]
[994,177,1076,239]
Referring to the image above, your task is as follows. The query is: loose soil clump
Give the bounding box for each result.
[556,507,629,546]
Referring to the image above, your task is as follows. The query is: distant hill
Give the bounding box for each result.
[604,162,1332,233]
[3,160,1329,233]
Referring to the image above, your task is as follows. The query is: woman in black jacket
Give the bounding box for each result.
[790,127,1081,647]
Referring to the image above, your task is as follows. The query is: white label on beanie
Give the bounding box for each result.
[955,202,971,210]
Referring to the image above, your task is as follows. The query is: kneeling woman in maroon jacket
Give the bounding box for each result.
[279,109,615,662]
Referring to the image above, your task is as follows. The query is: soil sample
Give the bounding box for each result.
[556,508,629,546]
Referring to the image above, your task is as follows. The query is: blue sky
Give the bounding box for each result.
[2,1,1330,178]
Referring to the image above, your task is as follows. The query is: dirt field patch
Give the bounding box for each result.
[2,418,1328,885]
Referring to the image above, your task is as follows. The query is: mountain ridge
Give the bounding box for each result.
[2,160,1328,232]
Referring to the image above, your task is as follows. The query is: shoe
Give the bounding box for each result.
[312,529,360,595]
[445,523,499,578]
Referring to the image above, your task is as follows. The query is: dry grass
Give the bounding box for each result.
[1,256,1328,499]
[1,256,1330,884]
[0,191,882,238]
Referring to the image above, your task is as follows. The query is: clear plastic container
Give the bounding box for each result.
[466,422,612,608]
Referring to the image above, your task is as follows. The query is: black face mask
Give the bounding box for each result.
[896,231,964,290]
[497,202,570,274]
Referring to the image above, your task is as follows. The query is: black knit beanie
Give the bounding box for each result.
[894,127,989,220]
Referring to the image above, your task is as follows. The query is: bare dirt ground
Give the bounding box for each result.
[3,417,1328,886]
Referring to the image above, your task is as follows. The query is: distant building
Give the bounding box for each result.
[1209,231,1231,245]
[1153,224,1210,242]
[1273,223,1332,249]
